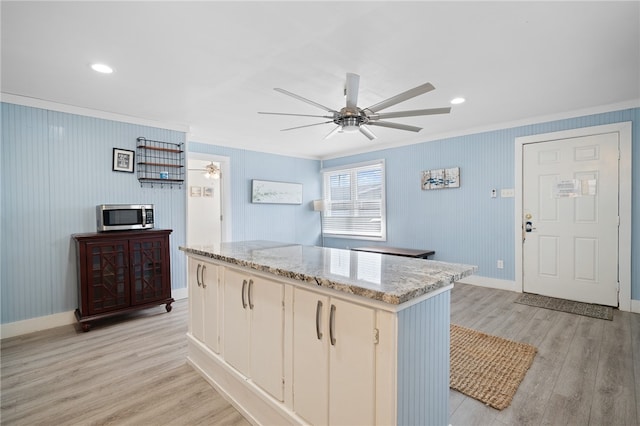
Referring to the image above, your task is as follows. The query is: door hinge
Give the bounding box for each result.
[373,328,379,344]
[617,281,620,293]
[220,215,223,221]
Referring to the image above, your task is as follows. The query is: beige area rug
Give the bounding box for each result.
[450,324,537,410]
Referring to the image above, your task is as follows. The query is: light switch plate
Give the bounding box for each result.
[501,188,515,198]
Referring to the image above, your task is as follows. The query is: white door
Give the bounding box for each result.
[187,159,222,246]
[522,132,619,306]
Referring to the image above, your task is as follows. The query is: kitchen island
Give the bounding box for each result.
[180,241,476,426]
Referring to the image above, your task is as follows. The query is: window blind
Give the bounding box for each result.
[321,160,386,240]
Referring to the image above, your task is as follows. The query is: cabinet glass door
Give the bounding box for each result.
[131,237,166,304]
[87,242,129,314]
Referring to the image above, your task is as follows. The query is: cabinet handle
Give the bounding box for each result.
[329,304,336,346]
[248,279,254,309]
[201,265,207,288]
[315,300,323,340]
[196,264,202,287]
[241,279,248,309]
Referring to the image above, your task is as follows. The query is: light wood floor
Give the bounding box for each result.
[449,283,640,426]
[1,284,639,425]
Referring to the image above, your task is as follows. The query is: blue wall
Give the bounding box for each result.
[1,103,187,324]
[323,108,639,299]
[1,102,638,325]
[188,142,322,246]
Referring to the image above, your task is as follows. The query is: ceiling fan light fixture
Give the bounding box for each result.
[450,97,465,105]
[341,116,360,133]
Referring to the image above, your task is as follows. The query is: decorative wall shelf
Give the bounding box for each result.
[136,137,184,188]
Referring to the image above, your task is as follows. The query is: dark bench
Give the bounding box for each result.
[351,246,435,259]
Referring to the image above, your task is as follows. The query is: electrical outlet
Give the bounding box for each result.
[497,260,504,269]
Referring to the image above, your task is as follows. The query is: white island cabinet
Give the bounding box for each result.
[293,287,377,426]
[223,267,284,401]
[181,241,476,426]
[188,258,219,352]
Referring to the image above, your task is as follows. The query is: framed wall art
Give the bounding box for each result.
[422,167,460,190]
[251,179,303,204]
[112,148,135,173]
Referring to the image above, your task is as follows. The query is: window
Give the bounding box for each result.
[321,160,386,240]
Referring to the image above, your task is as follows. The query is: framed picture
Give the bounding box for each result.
[251,179,303,204]
[112,148,135,173]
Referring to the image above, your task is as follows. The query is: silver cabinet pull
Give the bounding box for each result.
[241,279,248,309]
[248,279,254,309]
[329,304,336,346]
[201,265,207,288]
[196,264,202,287]
[315,300,323,340]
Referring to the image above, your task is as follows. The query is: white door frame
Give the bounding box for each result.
[514,122,632,312]
[186,152,232,243]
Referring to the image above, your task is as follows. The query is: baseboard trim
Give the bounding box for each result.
[1,287,188,339]
[459,276,640,314]
[0,310,77,339]
[456,275,520,293]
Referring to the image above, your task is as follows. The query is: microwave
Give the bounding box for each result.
[96,204,154,232]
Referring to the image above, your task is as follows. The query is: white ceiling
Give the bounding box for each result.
[2,1,639,159]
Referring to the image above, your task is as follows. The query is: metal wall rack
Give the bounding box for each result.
[136,137,185,188]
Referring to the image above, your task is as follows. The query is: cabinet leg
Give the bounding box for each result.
[81,322,91,332]
[165,303,173,312]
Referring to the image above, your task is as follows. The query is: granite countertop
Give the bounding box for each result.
[180,240,477,305]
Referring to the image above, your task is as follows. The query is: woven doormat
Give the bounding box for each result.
[450,324,537,410]
[514,293,613,320]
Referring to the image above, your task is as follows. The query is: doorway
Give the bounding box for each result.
[186,153,231,246]
[515,122,632,311]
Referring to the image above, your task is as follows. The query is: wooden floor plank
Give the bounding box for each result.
[589,311,638,426]
[538,315,603,425]
[2,283,638,426]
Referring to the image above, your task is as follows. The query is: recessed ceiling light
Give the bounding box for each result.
[91,63,113,74]
[451,97,465,105]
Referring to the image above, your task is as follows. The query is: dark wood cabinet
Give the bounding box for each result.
[72,229,174,331]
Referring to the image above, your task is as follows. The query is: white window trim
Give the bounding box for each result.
[320,159,387,241]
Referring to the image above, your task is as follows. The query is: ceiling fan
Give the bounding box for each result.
[258,73,451,140]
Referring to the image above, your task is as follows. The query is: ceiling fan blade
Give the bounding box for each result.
[345,73,360,109]
[274,88,338,113]
[323,126,342,140]
[259,111,334,119]
[359,125,376,140]
[365,82,436,113]
[368,107,451,120]
[367,121,423,132]
[280,121,334,131]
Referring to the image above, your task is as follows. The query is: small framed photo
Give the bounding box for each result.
[112,148,135,173]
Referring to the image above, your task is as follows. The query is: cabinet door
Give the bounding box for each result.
[249,277,284,401]
[130,236,168,305]
[86,241,129,315]
[188,258,204,341]
[223,268,251,376]
[329,299,376,426]
[201,262,219,353]
[189,259,220,353]
[292,288,330,426]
